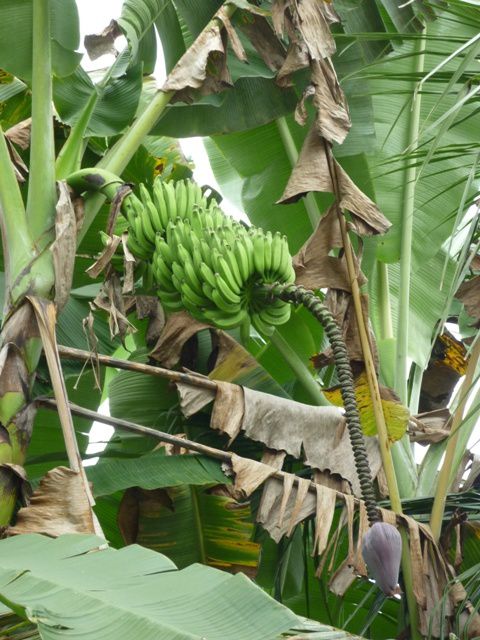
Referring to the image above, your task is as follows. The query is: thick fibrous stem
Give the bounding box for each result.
[266,283,379,526]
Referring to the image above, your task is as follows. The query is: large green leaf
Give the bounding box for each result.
[124,483,260,575]
[0,0,81,81]
[367,16,480,268]
[88,452,228,497]
[154,77,297,137]
[53,64,143,137]
[0,533,298,640]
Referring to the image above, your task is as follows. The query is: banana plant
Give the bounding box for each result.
[0,1,479,639]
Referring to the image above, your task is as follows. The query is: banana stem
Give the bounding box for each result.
[395,26,427,405]
[267,283,379,525]
[268,330,329,406]
[27,0,56,242]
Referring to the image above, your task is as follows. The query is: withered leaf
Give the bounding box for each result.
[9,467,95,536]
[258,476,316,542]
[5,117,31,150]
[136,295,165,346]
[230,453,275,499]
[176,381,216,418]
[176,381,382,496]
[211,380,244,441]
[409,408,451,444]
[218,8,247,62]
[50,182,77,311]
[86,234,121,280]
[93,273,136,342]
[84,20,122,60]
[277,41,310,88]
[163,19,231,100]
[150,311,211,368]
[313,289,377,367]
[236,12,286,71]
[313,483,337,555]
[282,0,339,60]
[278,128,391,236]
[311,59,350,144]
[293,205,359,292]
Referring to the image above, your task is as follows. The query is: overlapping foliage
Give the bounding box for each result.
[0,1,478,639]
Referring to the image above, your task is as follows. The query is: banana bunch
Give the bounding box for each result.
[123,178,211,259]
[151,211,295,333]
[120,175,296,334]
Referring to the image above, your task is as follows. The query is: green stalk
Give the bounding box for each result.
[276,117,321,228]
[56,91,99,179]
[268,330,329,406]
[0,128,32,287]
[377,261,393,340]
[395,26,426,405]
[26,0,56,242]
[430,337,480,541]
[78,89,174,242]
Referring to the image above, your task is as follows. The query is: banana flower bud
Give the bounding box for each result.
[362,522,402,596]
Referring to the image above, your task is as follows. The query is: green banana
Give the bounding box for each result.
[203,307,247,329]
[215,272,242,306]
[252,230,266,275]
[153,180,169,229]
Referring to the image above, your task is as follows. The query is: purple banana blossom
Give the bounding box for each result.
[362,522,402,596]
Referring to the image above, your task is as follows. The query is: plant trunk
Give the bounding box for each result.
[0,303,43,525]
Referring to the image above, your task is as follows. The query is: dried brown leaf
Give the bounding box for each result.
[312,483,337,555]
[456,275,480,328]
[150,311,211,368]
[354,501,369,576]
[122,232,136,294]
[84,20,122,60]
[163,20,231,99]
[86,234,121,279]
[50,183,77,311]
[293,205,356,292]
[9,467,95,536]
[136,295,165,346]
[278,128,391,236]
[230,453,275,499]
[5,118,31,150]
[402,514,427,608]
[107,183,132,236]
[236,13,286,71]
[289,0,339,60]
[313,289,377,367]
[278,473,295,527]
[258,476,316,542]
[117,486,140,544]
[211,380,244,442]
[5,138,28,183]
[177,381,381,496]
[218,8,247,62]
[261,449,286,470]
[93,273,136,342]
[311,59,350,144]
[209,329,260,376]
[277,41,310,87]
[329,559,357,595]
[409,409,451,444]
[176,381,216,418]
[287,477,311,536]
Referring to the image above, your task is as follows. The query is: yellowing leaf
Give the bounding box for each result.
[324,372,409,442]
